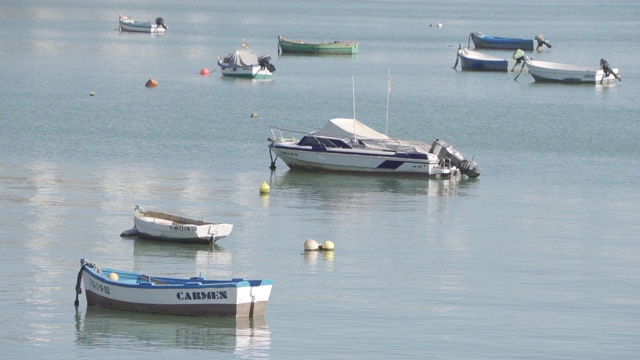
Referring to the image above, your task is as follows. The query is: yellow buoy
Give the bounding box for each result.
[304,239,319,251]
[108,272,119,281]
[259,181,270,194]
[321,240,335,251]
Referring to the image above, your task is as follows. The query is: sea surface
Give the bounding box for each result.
[1,0,639,359]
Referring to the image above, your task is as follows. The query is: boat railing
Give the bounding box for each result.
[269,126,306,143]
[437,157,455,171]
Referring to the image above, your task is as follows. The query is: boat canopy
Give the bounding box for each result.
[315,118,433,156]
[225,49,259,66]
[316,118,389,140]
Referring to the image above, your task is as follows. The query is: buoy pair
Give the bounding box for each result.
[304,239,335,251]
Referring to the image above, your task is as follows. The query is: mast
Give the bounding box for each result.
[386,68,391,135]
[352,75,357,143]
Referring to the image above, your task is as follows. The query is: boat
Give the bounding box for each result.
[469,31,550,51]
[74,259,273,317]
[118,14,167,33]
[217,43,275,79]
[520,56,622,84]
[453,45,509,71]
[267,118,480,178]
[277,35,358,55]
[127,205,233,244]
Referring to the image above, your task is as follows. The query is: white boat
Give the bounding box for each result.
[217,46,275,79]
[74,259,273,317]
[118,14,167,33]
[267,118,480,178]
[522,56,622,84]
[130,205,233,244]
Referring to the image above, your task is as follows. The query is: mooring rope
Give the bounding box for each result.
[74,259,100,307]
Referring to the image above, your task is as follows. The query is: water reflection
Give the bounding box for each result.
[270,170,467,197]
[75,307,270,356]
[303,250,335,271]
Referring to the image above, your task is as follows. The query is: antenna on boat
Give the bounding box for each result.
[352,75,357,143]
[386,68,391,135]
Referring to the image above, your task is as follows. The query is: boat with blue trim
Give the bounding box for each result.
[268,118,480,178]
[470,31,550,51]
[74,259,273,317]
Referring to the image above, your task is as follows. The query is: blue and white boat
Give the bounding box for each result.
[118,14,167,33]
[470,31,550,51]
[454,46,509,71]
[268,118,480,178]
[74,259,274,317]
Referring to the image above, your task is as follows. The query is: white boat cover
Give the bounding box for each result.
[316,118,431,155]
[225,49,259,66]
[316,118,389,139]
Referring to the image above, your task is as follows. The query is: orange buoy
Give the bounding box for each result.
[145,78,158,88]
[200,68,210,75]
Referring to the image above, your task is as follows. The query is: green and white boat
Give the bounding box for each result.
[278,35,358,55]
[217,47,275,79]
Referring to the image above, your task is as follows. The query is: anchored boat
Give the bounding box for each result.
[268,118,480,178]
[74,259,273,317]
[126,205,233,244]
[118,14,167,33]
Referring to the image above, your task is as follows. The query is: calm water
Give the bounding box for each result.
[1,0,639,359]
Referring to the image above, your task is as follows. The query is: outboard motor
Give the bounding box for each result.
[600,58,622,81]
[535,34,551,50]
[258,55,276,72]
[155,17,167,29]
[430,139,481,178]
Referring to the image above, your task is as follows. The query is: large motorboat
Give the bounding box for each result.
[268,118,480,178]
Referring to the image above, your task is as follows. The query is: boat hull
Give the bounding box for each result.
[270,143,453,176]
[218,63,273,79]
[278,36,358,54]
[80,261,272,317]
[525,57,620,84]
[119,16,166,33]
[457,48,508,71]
[470,32,534,50]
[133,207,233,244]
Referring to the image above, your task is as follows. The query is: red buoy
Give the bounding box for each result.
[200,68,210,75]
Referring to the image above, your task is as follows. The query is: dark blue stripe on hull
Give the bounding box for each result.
[377,160,405,169]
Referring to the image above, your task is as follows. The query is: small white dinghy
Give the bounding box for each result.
[126,205,233,244]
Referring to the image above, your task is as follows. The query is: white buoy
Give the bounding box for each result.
[259,181,270,194]
[108,272,119,281]
[89,91,95,96]
[304,239,319,251]
[437,23,442,28]
[250,113,259,118]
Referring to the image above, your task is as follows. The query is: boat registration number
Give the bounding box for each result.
[89,278,111,295]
